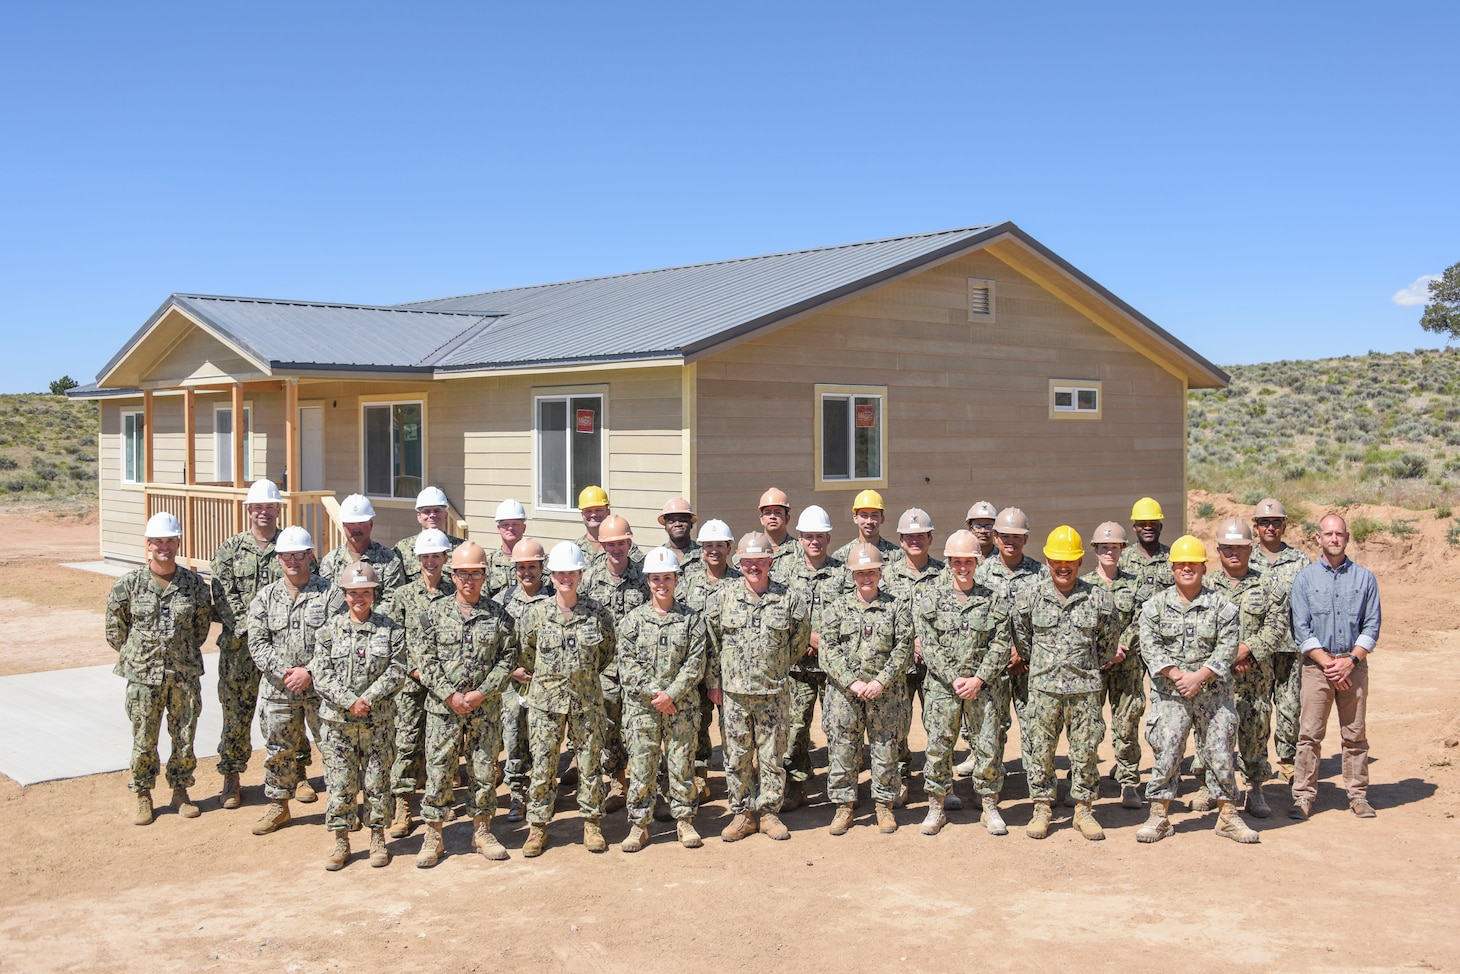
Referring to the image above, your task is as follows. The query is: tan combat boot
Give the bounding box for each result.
[920,794,947,835]
[295,774,318,804]
[324,831,350,871]
[415,821,443,868]
[523,824,548,858]
[472,814,509,860]
[369,828,390,867]
[1275,761,1295,783]
[1073,801,1105,841]
[875,803,898,834]
[622,823,649,853]
[251,799,290,835]
[829,804,855,836]
[133,789,154,826]
[603,772,627,814]
[1136,799,1173,843]
[171,786,200,819]
[220,773,242,810]
[981,795,1008,836]
[1246,781,1271,818]
[1026,801,1052,840]
[388,795,413,838]
[1189,783,1213,812]
[696,775,711,803]
[677,819,703,848]
[721,811,759,842]
[954,754,978,777]
[1215,800,1260,844]
[760,811,790,841]
[583,819,608,853]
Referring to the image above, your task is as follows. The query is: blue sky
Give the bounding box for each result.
[3,1,1456,393]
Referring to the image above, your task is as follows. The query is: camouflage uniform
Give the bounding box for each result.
[704,580,811,814]
[320,540,406,611]
[1206,567,1285,784]
[1139,586,1241,801]
[494,579,556,798]
[1081,567,1145,787]
[414,596,518,824]
[577,534,644,567]
[775,557,850,787]
[247,576,346,800]
[768,536,801,576]
[1011,576,1120,804]
[616,602,706,824]
[678,563,742,773]
[581,560,650,780]
[916,574,1012,798]
[1119,543,1176,598]
[310,609,407,831]
[1255,544,1309,766]
[106,566,213,793]
[518,596,618,824]
[832,535,902,566]
[884,556,945,780]
[666,540,703,574]
[819,591,913,806]
[485,547,517,599]
[394,531,465,586]
[387,576,457,797]
[975,555,1044,773]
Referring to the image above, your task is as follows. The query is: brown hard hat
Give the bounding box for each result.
[943,530,981,558]
[338,561,381,589]
[452,541,489,570]
[1254,498,1287,519]
[598,515,633,543]
[758,487,790,510]
[736,531,775,559]
[658,497,696,524]
[994,507,1031,535]
[511,537,547,563]
[846,542,885,571]
[897,508,934,534]
[1215,517,1255,546]
[1090,521,1129,545]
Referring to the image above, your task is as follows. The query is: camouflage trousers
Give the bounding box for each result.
[215,647,262,774]
[421,701,503,824]
[321,717,395,832]
[695,681,724,772]
[722,690,790,814]
[1101,653,1147,786]
[527,704,605,825]
[784,669,825,785]
[1191,659,1274,784]
[923,673,1007,798]
[1271,653,1302,765]
[624,698,700,825]
[258,695,321,800]
[502,681,531,795]
[998,668,1034,778]
[822,681,909,807]
[600,668,627,777]
[389,680,427,795]
[124,673,201,792]
[1024,689,1105,804]
[1144,685,1238,802]
[897,662,926,779]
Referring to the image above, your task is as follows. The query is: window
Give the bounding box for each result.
[214,404,252,483]
[122,411,144,484]
[535,393,603,509]
[815,384,887,489]
[1050,380,1102,420]
[362,401,423,498]
[967,278,996,322]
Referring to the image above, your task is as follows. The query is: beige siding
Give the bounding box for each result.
[148,327,256,384]
[99,398,146,563]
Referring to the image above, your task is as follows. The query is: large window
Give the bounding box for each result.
[536,393,603,509]
[363,401,424,498]
[122,410,144,484]
[214,404,252,483]
[815,385,887,489]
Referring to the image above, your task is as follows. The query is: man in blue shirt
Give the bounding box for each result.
[1288,514,1381,820]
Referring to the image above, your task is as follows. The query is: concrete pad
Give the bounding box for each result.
[61,561,134,578]
[0,653,262,786]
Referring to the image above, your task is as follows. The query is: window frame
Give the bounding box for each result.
[358,395,428,501]
[532,386,607,514]
[813,384,889,491]
[1049,379,1103,421]
[213,402,253,484]
[121,409,145,485]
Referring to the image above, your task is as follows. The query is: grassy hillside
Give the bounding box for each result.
[0,394,98,507]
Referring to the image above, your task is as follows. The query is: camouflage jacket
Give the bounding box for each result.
[1139,585,1240,689]
[1207,568,1285,664]
[1253,544,1310,653]
[581,559,651,622]
[884,556,945,660]
[1080,567,1142,653]
[211,530,312,651]
[832,535,903,566]
[485,547,517,599]
[247,575,346,701]
[493,579,556,624]
[1119,543,1176,606]
[310,610,407,723]
[394,531,465,586]
[704,580,811,695]
[389,576,457,673]
[106,566,213,684]
[774,556,851,674]
[1012,576,1120,695]
[320,540,406,610]
[577,533,644,567]
[820,591,914,692]
[414,596,518,717]
[976,554,1044,653]
[915,572,1013,688]
[677,563,742,613]
[663,539,703,573]
[615,602,706,709]
[517,596,618,714]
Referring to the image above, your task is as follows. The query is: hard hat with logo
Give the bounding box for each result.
[339,561,381,589]
[144,511,182,538]
[993,507,1030,535]
[511,537,547,563]
[796,505,833,533]
[1215,517,1255,546]
[897,508,934,534]
[1090,521,1129,546]
[546,541,587,573]
[276,525,314,553]
[1043,525,1085,561]
[852,489,885,512]
[642,546,682,574]
[846,542,885,571]
[577,485,610,509]
[658,497,696,524]
[245,479,283,506]
[697,519,734,544]
[598,514,633,543]
[340,493,376,523]
[758,487,790,510]
[943,530,981,558]
[1130,497,1165,521]
[495,498,527,521]
[1254,498,1287,519]
[414,528,452,555]
[415,486,450,510]
[965,500,998,522]
[452,541,489,570]
[736,532,775,559]
[1168,535,1208,563]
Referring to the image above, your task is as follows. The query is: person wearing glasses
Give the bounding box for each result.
[657,497,702,573]
[394,486,466,587]
[976,508,1043,784]
[1249,498,1310,783]
[320,493,405,612]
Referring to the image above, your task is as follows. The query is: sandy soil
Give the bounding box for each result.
[1,502,1457,972]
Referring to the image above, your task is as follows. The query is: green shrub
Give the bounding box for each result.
[0,456,16,471]
[1388,519,1419,538]
[1349,515,1382,543]
[1388,454,1429,479]
[1436,505,1452,519]
[1195,502,1215,519]
[1449,524,1460,548]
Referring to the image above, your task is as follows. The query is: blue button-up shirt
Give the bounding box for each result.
[1290,556,1381,656]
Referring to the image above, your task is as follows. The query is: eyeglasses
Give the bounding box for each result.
[1254,519,1284,528]
[453,569,486,581]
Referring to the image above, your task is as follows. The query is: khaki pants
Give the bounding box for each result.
[1292,660,1369,805]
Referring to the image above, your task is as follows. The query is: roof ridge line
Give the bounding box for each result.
[415,314,507,367]
[177,294,491,317]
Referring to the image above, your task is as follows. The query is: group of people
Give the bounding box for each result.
[103,479,1381,869]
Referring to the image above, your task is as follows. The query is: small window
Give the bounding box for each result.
[815,385,887,489]
[362,401,424,498]
[536,393,603,509]
[122,410,145,484]
[214,404,252,483]
[967,278,996,321]
[1050,380,1102,420]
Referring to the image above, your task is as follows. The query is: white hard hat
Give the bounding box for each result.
[340,494,376,523]
[697,518,734,543]
[414,528,451,555]
[144,511,182,538]
[796,505,833,533]
[276,525,314,553]
[415,486,449,510]
[244,479,283,506]
[643,546,682,574]
[546,541,587,573]
[495,498,527,521]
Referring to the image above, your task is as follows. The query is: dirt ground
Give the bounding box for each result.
[1,501,1457,973]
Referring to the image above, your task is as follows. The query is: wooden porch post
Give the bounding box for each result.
[142,390,155,514]
[183,389,196,568]
[284,379,299,525]
[231,383,245,533]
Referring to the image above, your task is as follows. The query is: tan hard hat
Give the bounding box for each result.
[511,537,547,563]
[758,487,791,510]
[943,530,981,558]
[845,542,885,571]
[1254,498,1287,519]
[966,500,998,522]
[598,514,633,543]
[736,531,776,559]
[452,541,489,570]
[1215,517,1255,546]
[658,497,696,524]
[1090,521,1129,546]
[993,507,1030,535]
[338,561,381,589]
[897,508,934,534]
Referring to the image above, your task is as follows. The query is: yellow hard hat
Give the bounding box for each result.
[578,485,610,509]
[1042,525,1085,561]
[1168,535,1207,563]
[1131,497,1164,521]
[852,489,885,512]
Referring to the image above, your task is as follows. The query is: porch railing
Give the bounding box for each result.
[145,485,342,571]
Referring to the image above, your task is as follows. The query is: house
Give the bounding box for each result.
[71,222,1228,568]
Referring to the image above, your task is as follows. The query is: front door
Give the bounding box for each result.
[298,405,324,491]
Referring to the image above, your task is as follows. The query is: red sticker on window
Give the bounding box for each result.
[575,409,595,434]
[855,404,876,428]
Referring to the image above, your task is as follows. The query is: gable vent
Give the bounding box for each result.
[967,278,996,321]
